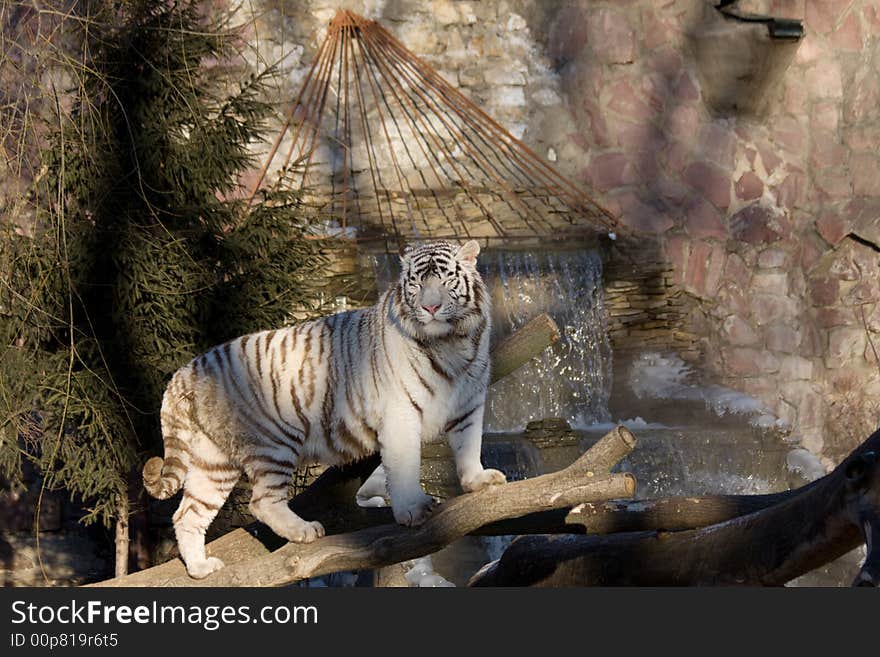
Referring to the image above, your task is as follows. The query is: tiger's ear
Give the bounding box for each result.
[456,240,480,267]
[399,244,414,263]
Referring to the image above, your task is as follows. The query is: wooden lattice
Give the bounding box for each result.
[248,9,619,248]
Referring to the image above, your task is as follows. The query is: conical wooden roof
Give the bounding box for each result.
[249,9,619,249]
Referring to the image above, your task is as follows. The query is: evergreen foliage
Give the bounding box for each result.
[0,1,323,526]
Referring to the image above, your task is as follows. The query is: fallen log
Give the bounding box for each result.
[469,427,880,587]
[91,425,637,586]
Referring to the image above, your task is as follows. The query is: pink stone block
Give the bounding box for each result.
[845,125,880,153]
[828,326,866,362]
[852,154,880,197]
[662,140,693,175]
[641,73,671,113]
[758,248,788,269]
[806,0,843,35]
[643,9,670,50]
[583,152,635,192]
[581,100,612,148]
[615,193,675,235]
[812,170,852,202]
[769,0,806,20]
[648,46,684,79]
[811,100,840,133]
[844,69,880,123]
[730,205,789,244]
[617,123,666,154]
[831,10,863,51]
[664,234,689,286]
[665,104,700,143]
[674,71,700,103]
[798,236,825,271]
[723,315,760,347]
[685,196,727,240]
[809,276,840,306]
[718,281,751,316]
[548,6,589,65]
[809,134,847,170]
[771,116,807,153]
[751,294,798,325]
[724,253,752,288]
[847,280,880,304]
[805,60,843,99]
[588,8,635,65]
[706,244,726,296]
[607,80,655,123]
[724,347,779,377]
[815,211,849,246]
[699,123,737,169]
[685,240,712,295]
[765,324,800,354]
[867,5,880,29]
[735,171,764,201]
[683,161,731,210]
[816,307,854,328]
[775,171,807,209]
[654,176,690,206]
[756,142,783,175]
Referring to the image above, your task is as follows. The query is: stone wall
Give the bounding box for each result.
[238,0,880,464]
[539,0,880,463]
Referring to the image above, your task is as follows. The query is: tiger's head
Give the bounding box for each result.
[394,240,488,340]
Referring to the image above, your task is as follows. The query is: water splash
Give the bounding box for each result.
[370,249,613,432]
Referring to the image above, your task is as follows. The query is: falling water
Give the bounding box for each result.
[370,249,613,432]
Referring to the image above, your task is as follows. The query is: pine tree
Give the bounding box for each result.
[0,1,323,534]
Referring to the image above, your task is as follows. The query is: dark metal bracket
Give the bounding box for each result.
[715,0,805,40]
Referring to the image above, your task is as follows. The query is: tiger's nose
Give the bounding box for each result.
[422,304,441,315]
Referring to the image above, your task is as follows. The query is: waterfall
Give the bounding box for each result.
[370,248,613,432]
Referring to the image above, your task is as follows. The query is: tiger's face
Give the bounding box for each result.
[398,240,485,338]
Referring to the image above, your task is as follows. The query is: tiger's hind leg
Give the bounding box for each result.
[245,450,325,543]
[173,435,240,579]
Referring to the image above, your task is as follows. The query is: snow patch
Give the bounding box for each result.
[786,448,827,481]
[356,465,389,508]
[576,417,670,431]
[403,557,455,587]
[628,352,787,429]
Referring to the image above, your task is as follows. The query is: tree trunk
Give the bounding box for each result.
[470,427,880,587]
[114,490,129,578]
[90,426,637,586]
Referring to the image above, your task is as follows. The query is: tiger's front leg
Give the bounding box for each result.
[446,402,507,493]
[379,406,436,527]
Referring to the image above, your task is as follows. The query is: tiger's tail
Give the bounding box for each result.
[143,379,190,500]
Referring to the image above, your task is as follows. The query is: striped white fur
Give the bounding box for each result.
[143,240,506,579]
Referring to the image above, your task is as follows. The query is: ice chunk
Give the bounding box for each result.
[356,465,389,508]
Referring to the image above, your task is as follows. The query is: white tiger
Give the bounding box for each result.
[143,239,506,578]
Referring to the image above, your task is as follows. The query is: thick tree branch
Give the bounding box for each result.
[470,428,880,587]
[91,426,637,587]
[489,313,560,384]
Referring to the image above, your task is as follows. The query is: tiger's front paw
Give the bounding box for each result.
[461,468,506,493]
[393,492,437,527]
[186,556,225,580]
